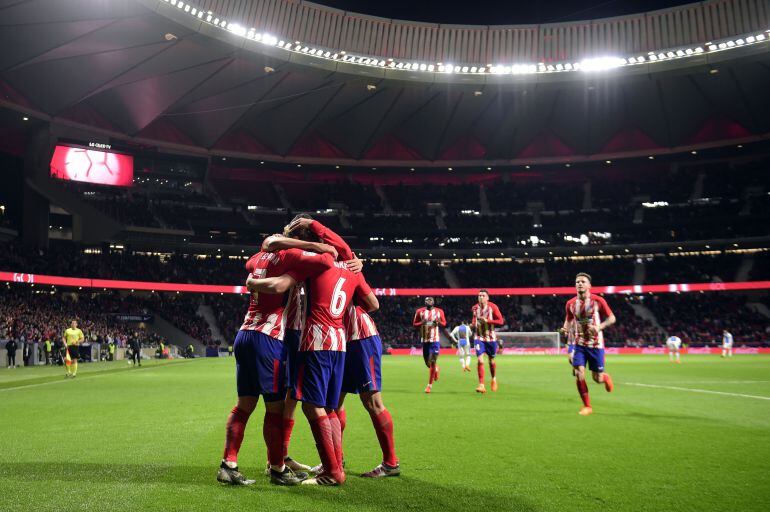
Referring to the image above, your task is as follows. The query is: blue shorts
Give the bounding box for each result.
[475,340,498,358]
[284,329,301,389]
[422,341,441,359]
[342,335,382,394]
[234,330,286,401]
[293,350,345,409]
[567,344,575,354]
[572,345,605,372]
[458,339,470,348]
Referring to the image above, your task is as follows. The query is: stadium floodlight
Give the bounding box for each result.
[580,56,624,72]
[454,65,462,72]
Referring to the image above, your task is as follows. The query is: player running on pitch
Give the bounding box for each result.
[413,297,446,393]
[721,330,733,358]
[561,273,616,416]
[666,335,682,363]
[472,290,504,393]
[449,322,473,372]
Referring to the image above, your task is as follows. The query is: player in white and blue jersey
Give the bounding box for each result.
[450,322,473,372]
[722,330,733,358]
[666,335,682,363]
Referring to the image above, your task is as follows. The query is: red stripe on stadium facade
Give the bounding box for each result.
[2,271,770,295]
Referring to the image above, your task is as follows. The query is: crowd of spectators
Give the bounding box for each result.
[0,285,211,347]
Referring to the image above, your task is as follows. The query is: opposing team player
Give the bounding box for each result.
[282,216,399,478]
[472,290,504,393]
[721,330,733,358]
[217,239,336,487]
[561,273,616,416]
[449,322,473,372]
[247,247,379,486]
[413,297,446,393]
[666,335,682,363]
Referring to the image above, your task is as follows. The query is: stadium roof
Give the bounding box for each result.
[1,0,769,165]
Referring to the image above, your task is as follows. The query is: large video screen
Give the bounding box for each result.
[50,145,133,187]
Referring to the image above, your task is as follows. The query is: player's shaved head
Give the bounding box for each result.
[425,297,435,308]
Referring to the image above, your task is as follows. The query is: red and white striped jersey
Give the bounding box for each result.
[344,304,379,341]
[413,307,446,342]
[564,294,613,349]
[285,284,306,332]
[240,249,314,339]
[471,302,504,341]
[278,252,374,352]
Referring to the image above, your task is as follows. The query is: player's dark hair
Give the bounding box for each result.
[290,213,313,223]
[478,289,489,295]
[575,272,592,283]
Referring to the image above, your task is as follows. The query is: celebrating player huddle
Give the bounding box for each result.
[218,216,399,487]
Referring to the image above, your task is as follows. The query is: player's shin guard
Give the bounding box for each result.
[223,406,252,463]
[328,412,344,470]
[263,412,284,468]
[576,379,591,407]
[282,418,295,460]
[309,415,340,479]
[490,359,497,379]
[477,360,485,384]
[371,409,398,467]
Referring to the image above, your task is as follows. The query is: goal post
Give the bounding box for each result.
[496,331,562,350]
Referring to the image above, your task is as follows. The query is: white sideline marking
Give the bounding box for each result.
[0,365,165,392]
[625,382,770,401]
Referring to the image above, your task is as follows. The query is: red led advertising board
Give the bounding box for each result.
[50,145,133,187]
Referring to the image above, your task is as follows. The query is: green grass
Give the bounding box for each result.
[1,355,769,512]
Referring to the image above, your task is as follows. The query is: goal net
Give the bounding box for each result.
[496,332,562,350]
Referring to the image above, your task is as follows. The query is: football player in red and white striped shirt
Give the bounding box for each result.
[413,298,447,393]
[284,217,400,479]
[247,249,379,486]
[561,273,616,416]
[218,240,336,487]
[471,290,505,393]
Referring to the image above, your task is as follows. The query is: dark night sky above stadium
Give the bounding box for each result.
[314,1,691,24]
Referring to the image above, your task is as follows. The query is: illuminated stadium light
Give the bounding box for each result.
[163,2,770,77]
[579,56,625,72]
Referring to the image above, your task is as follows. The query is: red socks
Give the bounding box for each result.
[223,406,251,462]
[576,379,591,407]
[490,360,497,379]
[263,412,284,467]
[281,417,295,459]
[309,415,340,477]
[328,411,344,469]
[371,409,398,467]
[428,363,436,384]
[337,408,347,434]
[477,361,485,384]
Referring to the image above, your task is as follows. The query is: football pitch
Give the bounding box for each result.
[1,355,768,512]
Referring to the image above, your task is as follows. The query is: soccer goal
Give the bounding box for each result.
[496,332,562,350]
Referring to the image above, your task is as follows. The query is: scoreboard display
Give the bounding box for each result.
[50,143,133,187]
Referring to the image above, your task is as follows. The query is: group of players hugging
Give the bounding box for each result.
[217,216,618,488]
[217,215,398,487]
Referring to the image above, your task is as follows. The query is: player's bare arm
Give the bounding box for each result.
[588,313,616,336]
[246,274,297,295]
[261,235,338,259]
[359,292,379,313]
